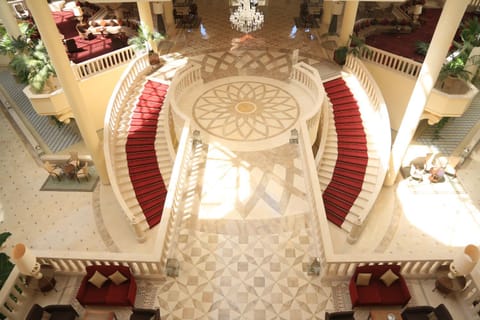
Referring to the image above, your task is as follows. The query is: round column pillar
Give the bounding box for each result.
[25,0,109,184]
[320,1,333,35]
[0,1,21,37]
[384,0,470,186]
[137,0,157,52]
[162,1,175,37]
[338,0,359,46]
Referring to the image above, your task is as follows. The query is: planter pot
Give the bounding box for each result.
[148,51,160,66]
[440,76,470,95]
[334,47,348,65]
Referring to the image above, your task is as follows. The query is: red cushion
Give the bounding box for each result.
[106,282,130,305]
[80,285,109,305]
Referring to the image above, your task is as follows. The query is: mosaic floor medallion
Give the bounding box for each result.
[192,80,299,142]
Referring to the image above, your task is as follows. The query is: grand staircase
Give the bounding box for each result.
[318,76,382,231]
[112,72,174,230]
[125,80,169,228]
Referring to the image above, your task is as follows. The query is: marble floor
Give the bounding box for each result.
[1,0,480,319]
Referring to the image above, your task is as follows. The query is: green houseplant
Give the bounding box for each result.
[0,232,13,290]
[334,34,369,65]
[437,57,471,94]
[127,23,164,65]
[0,23,56,93]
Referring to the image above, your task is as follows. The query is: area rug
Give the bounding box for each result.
[40,166,99,192]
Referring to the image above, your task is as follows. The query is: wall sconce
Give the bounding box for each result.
[448,244,480,279]
[11,243,43,279]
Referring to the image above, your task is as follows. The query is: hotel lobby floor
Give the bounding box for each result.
[2,88,480,319]
[1,0,480,318]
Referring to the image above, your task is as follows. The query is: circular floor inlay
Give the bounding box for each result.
[193,80,299,141]
[235,101,257,114]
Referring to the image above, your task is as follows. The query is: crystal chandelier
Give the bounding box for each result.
[229,0,264,33]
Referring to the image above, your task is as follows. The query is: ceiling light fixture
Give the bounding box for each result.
[229,0,264,34]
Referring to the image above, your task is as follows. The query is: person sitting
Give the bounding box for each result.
[429,166,445,183]
[410,164,423,181]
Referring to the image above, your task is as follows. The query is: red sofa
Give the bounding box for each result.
[76,265,137,306]
[349,264,411,307]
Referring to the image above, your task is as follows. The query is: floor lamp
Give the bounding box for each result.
[448,244,480,279]
[11,243,43,279]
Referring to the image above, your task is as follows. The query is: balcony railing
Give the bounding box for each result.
[71,46,136,80]
[359,45,422,78]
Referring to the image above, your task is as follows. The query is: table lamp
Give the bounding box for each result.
[11,243,43,279]
[448,244,480,279]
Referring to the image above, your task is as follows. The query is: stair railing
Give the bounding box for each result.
[290,62,324,143]
[159,120,196,268]
[104,52,150,223]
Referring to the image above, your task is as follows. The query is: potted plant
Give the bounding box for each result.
[334,34,369,65]
[0,232,13,290]
[437,57,471,94]
[0,23,56,93]
[127,23,164,65]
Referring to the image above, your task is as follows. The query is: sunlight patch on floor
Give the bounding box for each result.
[397,178,480,247]
[198,142,252,220]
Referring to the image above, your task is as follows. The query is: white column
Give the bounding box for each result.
[0,1,21,37]
[25,0,109,184]
[137,0,156,52]
[320,1,333,35]
[163,1,175,37]
[338,0,359,46]
[384,0,470,186]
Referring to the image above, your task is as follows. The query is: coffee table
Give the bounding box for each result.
[369,309,402,320]
[434,264,467,295]
[83,309,117,320]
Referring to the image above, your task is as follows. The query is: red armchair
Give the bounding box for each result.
[76,265,137,307]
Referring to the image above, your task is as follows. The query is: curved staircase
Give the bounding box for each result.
[318,76,382,232]
[125,80,169,228]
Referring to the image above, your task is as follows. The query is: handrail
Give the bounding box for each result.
[290,62,324,142]
[158,120,194,268]
[103,52,150,223]
[342,54,391,227]
[168,62,203,122]
[345,54,386,113]
[470,0,480,8]
[298,123,329,267]
[71,46,137,80]
[359,45,422,78]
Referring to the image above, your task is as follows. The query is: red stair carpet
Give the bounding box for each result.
[126,81,169,228]
[322,78,368,228]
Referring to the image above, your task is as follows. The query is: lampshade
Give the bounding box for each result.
[11,243,42,279]
[449,244,480,277]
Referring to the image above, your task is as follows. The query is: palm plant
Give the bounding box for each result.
[334,34,369,65]
[0,23,56,93]
[439,57,471,82]
[0,232,13,290]
[127,22,164,53]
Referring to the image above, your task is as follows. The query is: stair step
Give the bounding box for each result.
[323,78,345,89]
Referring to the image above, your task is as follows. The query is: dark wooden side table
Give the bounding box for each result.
[434,264,467,295]
[27,264,57,293]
